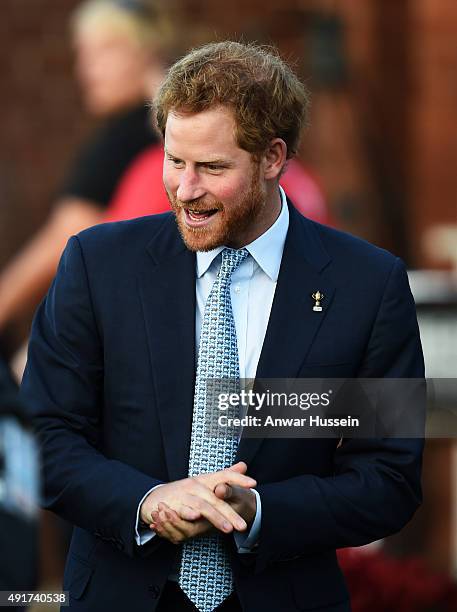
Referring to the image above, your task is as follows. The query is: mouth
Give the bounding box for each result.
[183,207,220,227]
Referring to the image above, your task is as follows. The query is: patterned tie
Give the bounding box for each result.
[179,247,249,612]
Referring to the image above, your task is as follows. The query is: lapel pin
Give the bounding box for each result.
[311,291,324,312]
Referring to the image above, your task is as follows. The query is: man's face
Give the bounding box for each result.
[163,106,268,251]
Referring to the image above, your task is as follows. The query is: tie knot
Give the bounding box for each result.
[219,248,249,280]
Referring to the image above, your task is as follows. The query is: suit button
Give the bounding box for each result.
[148,585,161,599]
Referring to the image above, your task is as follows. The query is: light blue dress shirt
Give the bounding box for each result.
[135,187,290,555]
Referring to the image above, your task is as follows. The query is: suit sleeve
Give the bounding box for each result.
[20,236,162,558]
[254,257,425,573]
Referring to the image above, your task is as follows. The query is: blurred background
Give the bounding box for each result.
[0,0,456,610]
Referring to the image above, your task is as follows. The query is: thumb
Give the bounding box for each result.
[214,483,232,500]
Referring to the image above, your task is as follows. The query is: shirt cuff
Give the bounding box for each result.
[234,488,261,553]
[134,483,165,546]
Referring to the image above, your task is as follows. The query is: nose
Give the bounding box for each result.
[176,168,206,202]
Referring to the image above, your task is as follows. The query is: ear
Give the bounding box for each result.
[262,138,287,180]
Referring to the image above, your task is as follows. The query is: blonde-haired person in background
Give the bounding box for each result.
[0,0,174,363]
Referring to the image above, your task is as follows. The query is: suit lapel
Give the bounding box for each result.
[137,215,196,482]
[236,204,335,465]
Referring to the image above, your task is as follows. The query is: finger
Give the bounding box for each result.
[159,501,201,522]
[189,483,248,529]
[185,495,234,532]
[157,508,183,544]
[201,469,256,490]
[218,471,256,489]
[151,523,166,536]
[151,510,161,528]
[150,516,170,537]
[152,509,167,532]
[160,505,203,540]
[185,493,246,532]
[163,505,193,531]
[150,511,167,535]
[159,502,189,527]
[158,503,214,539]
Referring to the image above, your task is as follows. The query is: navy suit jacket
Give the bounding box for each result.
[21,202,424,611]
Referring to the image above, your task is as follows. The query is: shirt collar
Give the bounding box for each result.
[196,186,289,281]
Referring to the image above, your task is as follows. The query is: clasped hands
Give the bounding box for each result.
[139,461,257,545]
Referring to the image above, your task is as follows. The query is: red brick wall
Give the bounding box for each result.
[0,0,91,262]
[409,0,457,266]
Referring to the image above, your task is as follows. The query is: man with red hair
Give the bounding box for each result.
[22,41,423,612]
